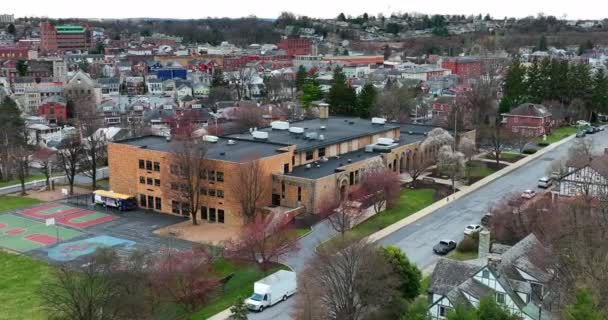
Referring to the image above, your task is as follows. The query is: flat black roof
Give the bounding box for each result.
[116,136,286,163]
[225,117,400,153]
[286,148,383,179]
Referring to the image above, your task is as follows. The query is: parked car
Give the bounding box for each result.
[481,213,492,227]
[586,126,597,134]
[521,189,537,199]
[464,224,482,235]
[576,131,586,138]
[433,240,457,255]
[537,176,553,188]
[245,270,297,312]
[577,120,590,126]
[599,126,605,131]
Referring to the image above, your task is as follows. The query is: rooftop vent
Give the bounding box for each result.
[377,138,394,146]
[320,125,326,130]
[347,159,352,163]
[203,135,219,143]
[305,132,318,140]
[372,117,387,125]
[306,164,312,169]
[219,152,226,156]
[349,121,355,125]
[227,139,236,145]
[271,121,290,130]
[319,134,325,140]
[408,131,414,135]
[140,145,148,149]
[252,131,269,140]
[289,126,304,134]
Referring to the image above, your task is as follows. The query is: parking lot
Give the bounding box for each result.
[0,195,194,266]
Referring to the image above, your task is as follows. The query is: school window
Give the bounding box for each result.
[147,196,154,209]
[216,172,224,182]
[154,179,160,187]
[292,156,295,165]
[201,206,208,220]
[171,201,180,214]
[318,147,326,157]
[153,162,160,172]
[305,150,314,161]
[281,182,285,199]
[140,194,146,207]
[209,189,216,197]
[139,159,145,169]
[171,183,179,191]
[146,160,152,171]
[155,197,161,210]
[218,209,225,223]
[139,176,145,184]
[209,170,216,181]
[496,292,506,304]
[217,190,224,198]
[209,208,216,222]
[199,169,207,179]
[200,187,207,195]
[297,187,302,202]
[181,202,190,216]
[146,177,153,185]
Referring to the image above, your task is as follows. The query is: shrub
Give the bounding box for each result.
[457,237,478,253]
[523,148,537,154]
[537,141,550,147]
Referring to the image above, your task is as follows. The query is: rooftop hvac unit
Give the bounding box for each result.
[227,139,236,145]
[203,135,219,143]
[320,125,326,130]
[252,131,269,140]
[305,132,318,140]
[271,121,290,130]
[319,134,325,140]
[306,164,312,169]
[365,145,375,152]
[371,117,387,125]
[289,126,304,134]
[377,137,394,146]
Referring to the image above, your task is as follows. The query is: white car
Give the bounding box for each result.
[464,224,482,235]
[521,189,537,199]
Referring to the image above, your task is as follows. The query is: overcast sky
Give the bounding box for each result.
[5,0,607,20]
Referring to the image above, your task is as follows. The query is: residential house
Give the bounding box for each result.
[125,76,145,96]
[502,103,553,137]
[558,150,608,198]
[193,83,210,98]
[147,77,163,95]
[176,84,193,101]
[38,96,68,124]
[97,78,120,97]
[428,233,553,320]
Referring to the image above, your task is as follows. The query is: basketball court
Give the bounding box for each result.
[18,203,117,229]
[0,214,83,252]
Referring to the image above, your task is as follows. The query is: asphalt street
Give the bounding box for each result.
[244,130,608,320]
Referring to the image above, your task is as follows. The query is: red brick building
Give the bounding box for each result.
[0,48,29,60]
[278,38,313,56]
[502,103,554,137]
[38,96,68,124]
[40,22,93,53]
[441,57,482,83]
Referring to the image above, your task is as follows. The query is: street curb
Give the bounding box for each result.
[367,134,576,243]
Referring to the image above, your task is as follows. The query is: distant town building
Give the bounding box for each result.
[0,14,14,24]
[40,22,94,53]
[441,57,482,83]
[278,38,313,56]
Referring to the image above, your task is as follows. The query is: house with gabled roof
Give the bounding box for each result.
[558,150,608,198]
[428,233,554,320]
[502,103,554,137]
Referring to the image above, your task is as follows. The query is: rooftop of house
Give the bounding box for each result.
[504,103,551,117]
[566,152,608,178]
[115,135,287,163]
[225,117,402,153]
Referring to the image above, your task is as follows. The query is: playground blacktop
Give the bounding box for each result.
[0,199,194,266]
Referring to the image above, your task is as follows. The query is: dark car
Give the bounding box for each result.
[586,126,597,134]
[433,240,457,255]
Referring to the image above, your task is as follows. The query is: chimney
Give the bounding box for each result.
[478,229,491,258]
[604,148,608,155]
[318,103,329,120]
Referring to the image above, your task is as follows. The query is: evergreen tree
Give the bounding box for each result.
[295,65,307,91]
[568,63,592,115]
[300,78,322,108]
[230,296,249,320]
[327,67,356,115]
[380,246,422,301]
[337,13,346,21]
[356,83,377,118]
[477,295,520,320]
[537,35,548,51]
[16,60,28,77]
[501,58,527,110]
[6,23,16,35]
[590,67,608,117]
[211,68,227,87]
[525,59,543,103]
[564,289,605,320]
[447,303,476,320]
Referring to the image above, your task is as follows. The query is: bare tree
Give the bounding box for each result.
[406,151,432,184]
[229,66,255,100]
[56,135,84,195]
[226,212,300,271]
[78,110,106,190]
[32,147,57,190]
[480,124,512,166]
[510,130,535,154]
[11,142,33,195]
[568,137,594,161]
[318,193,365,238]
[292,238,399,320]
[437,145,465,192]
[458,136,477,161]
[167,133,207,225]
[231,158,267,223]
[232,105,267,131]
[371,86,418,121]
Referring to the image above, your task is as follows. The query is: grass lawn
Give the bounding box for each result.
[0,196,42,212]
[295,226,312,238]
[539,126,578,144]
[448,250,478,261]
[190,259,289,319]
[0,251,51,320]
[320,189,435,250]
[467,162,496,179]
[0,171,50,188]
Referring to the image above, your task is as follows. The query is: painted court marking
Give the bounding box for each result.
[45,235,136,262]
[0,214,83,252]
[19,204,118,229]
[25,234,58,245]
[5,228,25,235]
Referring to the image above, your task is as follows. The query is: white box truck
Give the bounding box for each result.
[245,270,297,312]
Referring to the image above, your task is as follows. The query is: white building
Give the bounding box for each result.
[558,152,608,198]
[0,14,14,24]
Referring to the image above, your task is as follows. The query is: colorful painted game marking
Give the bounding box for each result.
[0,214,82,252]
[45,235,136,261]
[18,204,118,229]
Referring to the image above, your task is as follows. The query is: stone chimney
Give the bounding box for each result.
[478,229,491,258]
[318,102,329,120]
